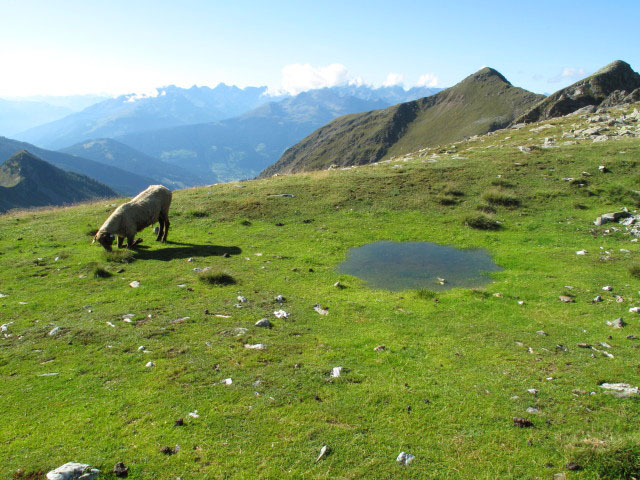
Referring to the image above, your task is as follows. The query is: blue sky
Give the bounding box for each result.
[1,0,639,97]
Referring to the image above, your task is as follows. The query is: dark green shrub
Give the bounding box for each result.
[437,196,458,206]
[629,264,640,279]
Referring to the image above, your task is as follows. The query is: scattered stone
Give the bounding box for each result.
[269,193,295,197]
[576,250,587,255]
[517,300,525,305]
[46,463,100,480]
[274,310,289,319]
[526,407,539,414]
[0,293,7,298]
[592,295,603,302]
[374,345,386,351]
[536,330,548,336]
[129,281,140,288]
[627,335,638,340]
[174,418,184,426]
[629,307,640,314]
[188,410,199,418]
[222,253,230,258]
[244,343,267,350]
[602,285,613,291]
[113,462,129,478]
[106,321,116,328]
[559,296,575,303]
[171,316,190,324]
[221,378,233,385]
[599,383,639,397]
[553,473,567,480]
[396,452,415,465]
[255,318,272,328]
[598,165,608,173]
[334,281,345,289]
[275,295,286,303]
[331,366,342,378]
[187,257,193,263]
[315,444,328,463]
[237,296,247,303]
[572,389,587,395]
[38,372,59,377]
[527,388,539,395]
[145,361,155,368]
[492,292,503,297]
[566,462,583,471]
[137,345,145,351]
[607,318,625,328]
[48,326,60,336]
[233,327,247,336]
[513,417,534,428]
[313,304,329,315]
[577,343,591,348]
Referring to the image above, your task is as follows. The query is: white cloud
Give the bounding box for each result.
[548,66,587,83]
[274,63,351,95]
[416,73,439,87]
[382,72,404,87]
[561,67,586,78]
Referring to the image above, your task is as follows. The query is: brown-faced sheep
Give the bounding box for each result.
[94,185,172,251]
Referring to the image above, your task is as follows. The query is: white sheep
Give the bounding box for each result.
[93,185,172,251]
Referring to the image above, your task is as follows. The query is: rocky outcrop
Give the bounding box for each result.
[516,60,640,123]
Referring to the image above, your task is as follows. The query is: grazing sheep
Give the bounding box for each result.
[94,185,172,251]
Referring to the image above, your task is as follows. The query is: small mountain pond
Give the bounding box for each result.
[337,241,502,291]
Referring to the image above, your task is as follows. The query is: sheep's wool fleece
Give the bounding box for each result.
[100,185,171,235]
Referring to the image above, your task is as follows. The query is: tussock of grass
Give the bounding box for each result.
[482,189,521,207]
[198,270,236,286]
[239,219,252,226]
[415,289,436,299]
[93,265,112,278]
[629,264,640,279]
[443,186,465,196]
[103,249,135,263]
[477,204,496,214]
[464,213,501,230]
[491,178,515,188]
[437,196,458,206]
[187,209,209,218]
[576,442,640,480]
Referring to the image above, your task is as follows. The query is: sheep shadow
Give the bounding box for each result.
[133,241,242,261]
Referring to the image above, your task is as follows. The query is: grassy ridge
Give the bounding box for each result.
[1,106,640,479]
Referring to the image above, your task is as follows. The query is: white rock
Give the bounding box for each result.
[602,285,613,291]
[1,322,13,332]
[129,281,140,288]
[39,372,59,377]
[576,250,587,255]
[145,361,155,368]
[237,296,248,303]
[46,462,100,480]
[629,307,640,314]
[244,343,267,349]
[527,388,539,395]
[599,383,639,396]
[526,407,539,413]
[275,295,285,303]
[49,327,60,336]
[274,310,289,319]
[138,345,145,351]
[188,410,199,418]
[106,321,116,328]
[331,366,342,378]
[221,378,233,385]
[0,293,8,298]
[314,304,329,315]
[396,451,415,465]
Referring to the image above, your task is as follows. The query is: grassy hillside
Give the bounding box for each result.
[1,104,640,479]
[0,136,157,196]
[0,150,116,212]
[261,68,543,177]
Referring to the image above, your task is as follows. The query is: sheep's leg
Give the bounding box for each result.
[117,236,124,249]
[156,217,165,241]
[126,235,143,249]
[162,217,170,242]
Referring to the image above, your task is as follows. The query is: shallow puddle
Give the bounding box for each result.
[337,241,502,291]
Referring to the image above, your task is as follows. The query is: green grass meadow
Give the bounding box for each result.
[1,109,640,479]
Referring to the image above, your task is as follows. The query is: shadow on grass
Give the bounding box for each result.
[133,241,242,261]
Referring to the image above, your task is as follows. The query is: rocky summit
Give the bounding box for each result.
[516,60,640,123]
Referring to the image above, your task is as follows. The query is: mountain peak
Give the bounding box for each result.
[465,67,511,85]
[595,60,633,75]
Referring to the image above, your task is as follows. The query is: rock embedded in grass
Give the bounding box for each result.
[396,452,415,465]
[113,462,129,478]
[607,318,625,328]
[255,318,272,328]
[513,417,534,428]
[129,281,140,288]
[313,304,329,315]
[559,296,575,303]
[46,463,100,480]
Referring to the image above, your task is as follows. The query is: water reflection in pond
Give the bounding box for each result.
[337,241,502,291]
